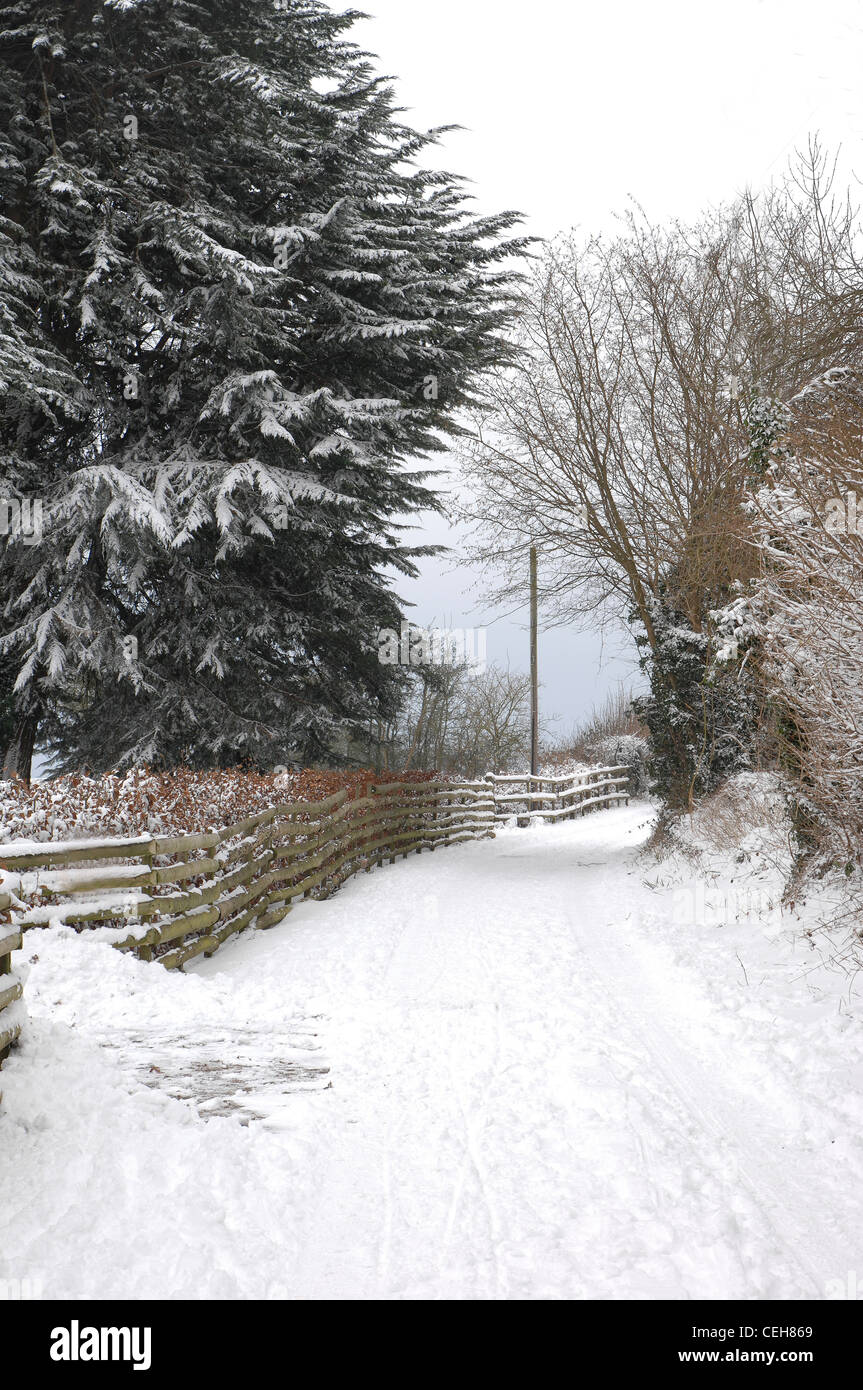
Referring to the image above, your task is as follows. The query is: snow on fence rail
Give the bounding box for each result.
[485,765,632,824]
[0,886,22,1065]
[0,781,494,981]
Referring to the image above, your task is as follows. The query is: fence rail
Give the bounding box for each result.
[484,765,632,823]
[0,780,494,975]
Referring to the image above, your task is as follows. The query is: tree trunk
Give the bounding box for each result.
[2,711,39,786]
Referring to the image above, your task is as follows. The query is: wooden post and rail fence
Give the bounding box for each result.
[484,764,632,825]
[0,765,633,1075]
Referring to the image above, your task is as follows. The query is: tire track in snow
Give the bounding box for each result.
[439,988,506,1297]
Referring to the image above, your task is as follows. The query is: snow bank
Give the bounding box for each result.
[0,1018,326,1298]
[649,771,797,883]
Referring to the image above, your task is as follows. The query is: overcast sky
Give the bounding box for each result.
[347,0,863,736]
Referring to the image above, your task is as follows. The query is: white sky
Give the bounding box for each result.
[347,0,863,736]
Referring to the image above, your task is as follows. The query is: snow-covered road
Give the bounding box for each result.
[3,802,863,1300]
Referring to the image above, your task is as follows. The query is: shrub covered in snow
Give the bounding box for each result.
[584,733,651,797]
[633,592,761,810]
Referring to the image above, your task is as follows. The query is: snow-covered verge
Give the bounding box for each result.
[648,770,863,969]
[646,771,798,883]
[0,767,439,845]
[2,799,863,1299]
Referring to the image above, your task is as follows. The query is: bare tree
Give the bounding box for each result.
[450,665,531,777]
[400,661,467,772]
[378,661,530,777]
[462,145,863,655]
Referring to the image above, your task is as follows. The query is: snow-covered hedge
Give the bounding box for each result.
[0,768,438,846]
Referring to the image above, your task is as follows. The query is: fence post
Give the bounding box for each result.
[0,886,23,1076]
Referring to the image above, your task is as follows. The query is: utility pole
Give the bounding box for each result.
[530,545,538,780]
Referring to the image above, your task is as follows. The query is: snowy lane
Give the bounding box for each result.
[252,806,861,1300]
[3,802,863,1300]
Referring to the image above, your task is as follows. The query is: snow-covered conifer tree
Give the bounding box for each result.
[0,0,525,774]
